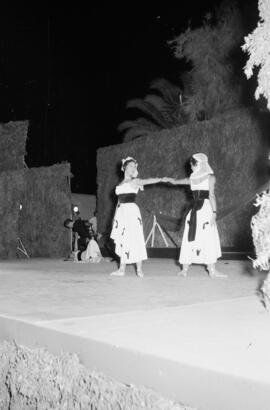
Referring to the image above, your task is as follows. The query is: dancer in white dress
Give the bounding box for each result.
[110,157,164,277]
[165,153,226,278]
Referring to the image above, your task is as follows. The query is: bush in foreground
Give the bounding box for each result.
[0,341,196,410]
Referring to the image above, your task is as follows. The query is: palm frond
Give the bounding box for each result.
[118,118,160,133]
[144,94,167,111]
[150,78,181,105]
[122,128,151,143]
[119,118,160,132]
[126,99,171,128]
[118,76,187,142]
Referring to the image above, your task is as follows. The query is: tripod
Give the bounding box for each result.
[17,237,30,258]
[145,214,169,247]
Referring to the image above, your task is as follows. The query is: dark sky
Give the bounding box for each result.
[0,1,255,193]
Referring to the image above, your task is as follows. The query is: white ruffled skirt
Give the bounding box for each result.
[111,203,147,264]
[179,199,221,265]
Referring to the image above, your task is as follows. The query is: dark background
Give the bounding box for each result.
[0,1,254,193]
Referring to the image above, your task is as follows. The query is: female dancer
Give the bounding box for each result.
[110,156,164,277]
[165,153,226,278]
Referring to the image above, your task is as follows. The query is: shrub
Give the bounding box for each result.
[97,108,269,249]
[0,164,71,259]
[0,121,28,172]
[0,341,194,410]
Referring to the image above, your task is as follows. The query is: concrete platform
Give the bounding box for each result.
[0,258,270,409]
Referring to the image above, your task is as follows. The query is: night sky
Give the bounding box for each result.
[0,1,255,194]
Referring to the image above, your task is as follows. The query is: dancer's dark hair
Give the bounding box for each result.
[122,158,137,171]
[189,156,198,167]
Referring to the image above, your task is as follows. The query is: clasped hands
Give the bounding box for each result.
[161,177,177,184]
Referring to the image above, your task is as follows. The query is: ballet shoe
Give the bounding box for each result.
[177,269,188,277]
[110,269,125,276]
[208,268,227,278]
[137,270,144,278]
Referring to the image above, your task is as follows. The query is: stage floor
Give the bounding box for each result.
[0,258,270,410]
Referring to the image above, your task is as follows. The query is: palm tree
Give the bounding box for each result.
[118,78,186,142]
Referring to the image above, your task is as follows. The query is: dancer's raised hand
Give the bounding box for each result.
[162,177,175,183]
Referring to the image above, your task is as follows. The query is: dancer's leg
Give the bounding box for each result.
[136,261,144,277]
[178,264,189,277]
[207,263,227,278]
[110,262,126,276]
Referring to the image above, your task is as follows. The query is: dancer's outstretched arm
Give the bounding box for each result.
[162,177,190,185]
[133,177,165,186]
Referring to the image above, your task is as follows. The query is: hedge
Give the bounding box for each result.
[0,121,28,172]
[0,164,71,259]
[0,170,26,258]
[97,108,270,249]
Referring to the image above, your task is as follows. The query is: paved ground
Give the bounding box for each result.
[0,258,270,410]
[0,258,264,321]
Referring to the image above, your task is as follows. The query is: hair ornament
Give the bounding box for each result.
[121,156,137,171]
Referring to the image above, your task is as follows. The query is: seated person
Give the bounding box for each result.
[64,218,92,251]
[64,218,102,262]
[88,211,117,261]
[75,236,102,263]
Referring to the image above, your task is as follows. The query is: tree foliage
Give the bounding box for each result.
[170,2,247,120]
[118,1,252,142]
[242,0,270,109]
[250,189,270,310]
[242,0,270,311]
[118,78,187,142]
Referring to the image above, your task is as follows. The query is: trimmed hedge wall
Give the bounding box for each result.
[97,109,270,250]
[0,164,71,259]
[0,171,26,258]
[0,121,28,172]
[18,164,72,258]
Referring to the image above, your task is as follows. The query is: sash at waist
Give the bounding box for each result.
[118,193,137,203]
[192,190,209,200]
[188,190,209,242]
